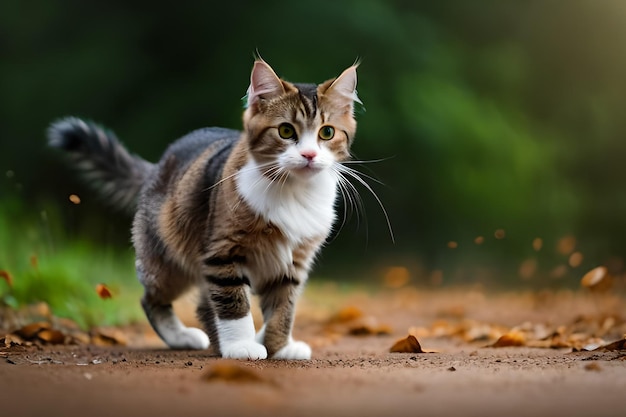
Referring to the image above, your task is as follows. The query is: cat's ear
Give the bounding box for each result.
[246,60,285,108]
[321,65,362,114]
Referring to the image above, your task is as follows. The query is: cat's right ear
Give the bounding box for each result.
[245,60,285,109]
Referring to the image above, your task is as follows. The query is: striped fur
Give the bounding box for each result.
[48,59,360,359]
[47,117,154,212]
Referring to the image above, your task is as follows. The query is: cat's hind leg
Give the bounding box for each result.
[141,299,210,350]
[137,261,209,350]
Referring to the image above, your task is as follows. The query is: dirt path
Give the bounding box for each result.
[2,287,625,417]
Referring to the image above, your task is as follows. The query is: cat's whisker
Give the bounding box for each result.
[333,179,349,237]
[229,164,283,213]
[206,160,278,191]
[335,163,395,243]
[332,170,363,239]
[330,166,365,239]
[245,163,281,191]
[339,163,387,186]
[343,175,365,226]
[345,178,365,225]
[263,171,282,194]
[341,157,394,165]
[276,169,291,195]
[219,163,284,215]
[261,165,286,192]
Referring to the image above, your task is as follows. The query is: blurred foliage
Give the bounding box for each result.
[2,0,626,295]
[0,197,143,327]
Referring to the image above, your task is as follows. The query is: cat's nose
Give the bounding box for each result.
[301,150,317,161]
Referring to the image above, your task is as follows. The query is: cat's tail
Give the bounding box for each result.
[47,116,154,213]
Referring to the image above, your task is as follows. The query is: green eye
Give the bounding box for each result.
[319,126,335,140]
[278,123,296,139]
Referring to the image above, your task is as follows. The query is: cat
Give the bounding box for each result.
[47,59,362,359]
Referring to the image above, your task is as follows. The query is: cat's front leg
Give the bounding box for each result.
[198,276,267,360]
[256,276,311,360]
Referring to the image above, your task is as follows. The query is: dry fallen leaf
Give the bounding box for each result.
[348,323,393,336]
[581,266,612,292]
[569,252,584,268]
[584,362,601,372]
[15,322,51,339]
[0,270,13,287]
[328,306,363,324]
[90,327,127,346]
[96,283,113,299]
[491,331,526,347]
[70,331,91,345]
[390,335,424,353]
[1,334,25,347]
[593,338,626,352]
[68,194,81,204]
[202,361,267,384]
[37,329,66,344]
[557,235,576,255]
[383,266,410,288]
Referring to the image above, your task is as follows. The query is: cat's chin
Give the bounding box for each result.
[289,166,325,179]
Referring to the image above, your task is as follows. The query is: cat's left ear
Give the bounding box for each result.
[246,60,285,109]
[321,65,362,115]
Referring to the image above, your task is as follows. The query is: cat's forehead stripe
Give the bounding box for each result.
[293,83,318,118]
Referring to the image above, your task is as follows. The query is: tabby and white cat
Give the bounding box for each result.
[48,59,361,360]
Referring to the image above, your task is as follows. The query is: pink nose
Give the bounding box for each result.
[301,150,317,161]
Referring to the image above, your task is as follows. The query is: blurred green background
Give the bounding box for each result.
[2,0,626,320]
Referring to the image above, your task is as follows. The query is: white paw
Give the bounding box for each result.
[255,325,266,344]
[272,340,311,360]
[167,327,210,350]
[221,340,268,360]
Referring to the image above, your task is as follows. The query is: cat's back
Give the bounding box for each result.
[146,127,242,195]
[162,127,241,170]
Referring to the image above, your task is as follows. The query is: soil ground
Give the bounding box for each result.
[2,286,625,417]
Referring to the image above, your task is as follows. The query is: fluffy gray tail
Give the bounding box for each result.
[47,117,153,213]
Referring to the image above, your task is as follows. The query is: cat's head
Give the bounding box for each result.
[243,59,360,179]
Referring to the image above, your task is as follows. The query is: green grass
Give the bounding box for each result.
[0,199,144,329]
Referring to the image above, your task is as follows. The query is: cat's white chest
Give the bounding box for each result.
[236,160,337,244]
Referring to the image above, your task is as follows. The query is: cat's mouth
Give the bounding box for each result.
[291,163,324,177]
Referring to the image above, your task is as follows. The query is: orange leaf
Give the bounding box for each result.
[383,266,410,288]
[349,323,393,336]
[96,283,113,299]
[15,322,50,339]
[390,335,424,353]
[91,327,127,346]
[38,329,66,344]
[581,266,612,292]
[68,194,81,204]
[328,306,363,324]
[584,363,601,372]
[491,331,526,347]
[0,270,13,287]
[202,361,266,383]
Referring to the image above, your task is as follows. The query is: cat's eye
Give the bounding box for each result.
[278,123,297,140]
[318,126,335,140]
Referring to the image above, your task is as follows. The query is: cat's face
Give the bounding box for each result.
[243,60,359,180]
